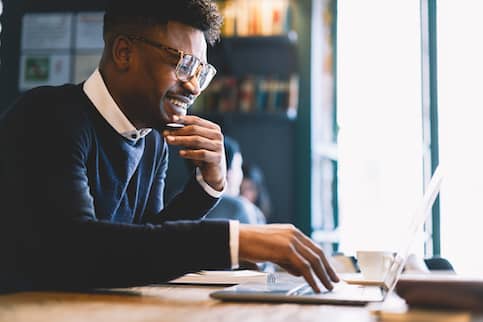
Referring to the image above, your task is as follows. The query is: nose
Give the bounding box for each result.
[181,73,201,96]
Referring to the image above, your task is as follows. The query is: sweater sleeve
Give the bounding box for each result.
[10,87,231,290]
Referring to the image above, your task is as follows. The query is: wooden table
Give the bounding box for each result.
[0,284,479,322]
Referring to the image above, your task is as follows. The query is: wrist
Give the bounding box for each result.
[208,178,225,192]
[195,168,225,196]
[238,224,254,260]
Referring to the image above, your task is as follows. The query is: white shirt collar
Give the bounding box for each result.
[83,69,152,142]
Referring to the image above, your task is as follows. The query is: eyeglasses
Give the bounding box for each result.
[126,35,217,91]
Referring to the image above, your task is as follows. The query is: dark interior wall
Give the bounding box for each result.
[217,114,295,224]
[1,0,23,113]
[0,0,108,113]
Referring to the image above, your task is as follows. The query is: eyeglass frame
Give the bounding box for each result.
[125,34,217,91]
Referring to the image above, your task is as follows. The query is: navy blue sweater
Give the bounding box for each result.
[0,84,230,292]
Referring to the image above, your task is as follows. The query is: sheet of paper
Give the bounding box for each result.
[75,12,104,49]
[22,13,73,50]
[168,270,274,285]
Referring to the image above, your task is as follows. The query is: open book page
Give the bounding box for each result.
[168,270,275,285]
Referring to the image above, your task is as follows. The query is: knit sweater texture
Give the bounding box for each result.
[0,84,229,292]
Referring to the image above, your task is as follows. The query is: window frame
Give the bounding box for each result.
[311,0,442,256]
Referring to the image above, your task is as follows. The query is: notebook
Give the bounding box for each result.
[396,274,483,312]
[210,165,444,305]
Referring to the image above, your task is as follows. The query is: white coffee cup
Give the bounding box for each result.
[356,250,394,281]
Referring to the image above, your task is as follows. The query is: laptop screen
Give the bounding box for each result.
[383,165,444,292]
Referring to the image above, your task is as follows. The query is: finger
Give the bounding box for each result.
[179,149,221,164]
[164,125,222,141]
[290,250,321,293]
[165,135,221,152]
[294,230,340,282]
[175,115,221,130]
[293,238,334,291]
[278,263,302,277]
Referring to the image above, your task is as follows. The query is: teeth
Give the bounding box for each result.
[168,98,188,109]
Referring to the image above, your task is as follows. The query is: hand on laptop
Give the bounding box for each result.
[239,224,340,293]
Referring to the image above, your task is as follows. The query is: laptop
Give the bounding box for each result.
[210,165,444,305]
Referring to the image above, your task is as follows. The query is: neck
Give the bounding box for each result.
[98,63,142,129]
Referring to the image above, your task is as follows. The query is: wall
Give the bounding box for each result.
[0,0,108,113]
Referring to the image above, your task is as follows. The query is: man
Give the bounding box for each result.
[0,0,338,293]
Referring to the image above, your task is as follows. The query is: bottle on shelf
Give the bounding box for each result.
[192,74,299,117]
[218,0,292,37]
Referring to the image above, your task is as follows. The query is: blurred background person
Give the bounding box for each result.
[240,162,272,222]
[205,136,266,225]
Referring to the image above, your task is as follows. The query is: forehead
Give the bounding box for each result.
[150,21,207,61]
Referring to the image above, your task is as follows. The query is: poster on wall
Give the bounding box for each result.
[19,54,71,91]
[75,12,104,49]
[21,13,73,50]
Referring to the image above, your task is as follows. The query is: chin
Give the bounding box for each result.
[160,105,171,123]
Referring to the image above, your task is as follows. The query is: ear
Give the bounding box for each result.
[111,35,134,71]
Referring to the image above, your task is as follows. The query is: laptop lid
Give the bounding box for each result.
[382,165,444,293]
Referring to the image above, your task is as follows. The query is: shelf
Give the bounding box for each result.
[194,111,297,122]
[208,33,298,77]
[216,32,298,47]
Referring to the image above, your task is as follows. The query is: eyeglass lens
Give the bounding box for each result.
[177,54,215,90]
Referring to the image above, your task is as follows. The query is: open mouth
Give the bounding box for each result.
[167,97,190,110]
[162,95,193,122]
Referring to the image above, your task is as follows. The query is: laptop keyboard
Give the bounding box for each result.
[287,282,369,297]
[224,281,384,303]
[286,284,315,296]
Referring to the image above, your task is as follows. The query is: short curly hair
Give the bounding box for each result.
[104,0,223,45]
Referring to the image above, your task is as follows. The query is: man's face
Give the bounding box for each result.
[122,21,208,128]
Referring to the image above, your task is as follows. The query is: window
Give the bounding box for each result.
[311,0,338,245]
[0,1,3,60]
[437,0,483,275]
[336,0,425,255]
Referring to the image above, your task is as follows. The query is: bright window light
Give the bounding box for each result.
[337,0,424,256]
[437,0,483,275]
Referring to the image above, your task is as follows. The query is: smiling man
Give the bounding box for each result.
[0,0,338,293]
